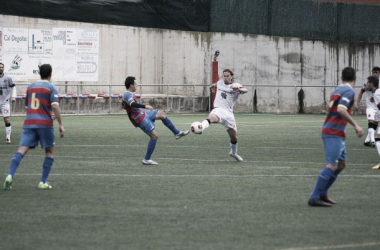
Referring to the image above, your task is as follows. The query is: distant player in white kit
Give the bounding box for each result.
[368,76,380,170]
[356,66,380,147]
[0,63,16,144]
[199,69,248,161]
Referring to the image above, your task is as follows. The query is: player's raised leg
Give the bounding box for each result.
[156,110,189,139]
[200,112,219,133]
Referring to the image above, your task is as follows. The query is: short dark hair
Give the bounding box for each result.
[39,64,52,79]
[372,66,380,72]
[368,76,379,88]
[125,76,136,89]
[0,62,4,67]
[341,67,356,82]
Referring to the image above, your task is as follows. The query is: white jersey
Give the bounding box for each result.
[213,80,241,113]
[0,74,16,104]
[373,88,380,109]
[361,83,377,110]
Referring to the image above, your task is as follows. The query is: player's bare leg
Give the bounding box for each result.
[4,116,11,144]
[227,128,243,162]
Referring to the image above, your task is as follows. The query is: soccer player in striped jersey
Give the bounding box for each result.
[355,66,380,147]
[122,76,189,165]
[308,67,363,207]
[3,64,65,191]
[0,62,16,144]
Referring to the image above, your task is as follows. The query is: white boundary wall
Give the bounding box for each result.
[1,14,379,113]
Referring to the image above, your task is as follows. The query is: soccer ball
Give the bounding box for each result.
[190,121,203,134]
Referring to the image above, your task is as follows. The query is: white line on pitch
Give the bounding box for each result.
[9,173,380,178]
[0,155,377,167]
[276,241,380,250]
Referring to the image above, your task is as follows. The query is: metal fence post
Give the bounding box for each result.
[193,85,196,112]
[77,84,80,115]
[251,85,254,113]
[166,85,169,111]
[294,85,297,114]
[109,85,112,114]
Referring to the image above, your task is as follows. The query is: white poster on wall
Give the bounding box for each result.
[2,28,28,54]
[28,54,52,80]
[52,28,77,55]
[3,53,29,81]
[77,29,99,54]
[76,54,99,81]
[28,29,53,55]
[52,54,77,81]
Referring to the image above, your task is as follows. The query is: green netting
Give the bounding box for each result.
[338,4,380,43]
[210,0,380,43]
[210,0,268,34]
[270,0,337,41]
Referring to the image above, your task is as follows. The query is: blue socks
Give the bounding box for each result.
[8,153,55,183]
[8,152,23,177]
[310,167,334,200]
[41,157,54,183]
[320,169,341,196]
[162,117,180,135]
[145,139,157,160]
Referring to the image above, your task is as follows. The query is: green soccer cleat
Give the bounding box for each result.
[3,175,12,191]
[38,181,52,190]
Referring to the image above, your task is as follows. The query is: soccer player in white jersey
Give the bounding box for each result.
[199,69,248,161]
[369,76,380,170]
[0,63,16,144]
[356,67,380,147]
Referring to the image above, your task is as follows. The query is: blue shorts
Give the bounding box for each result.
[139,110,157,136]
[20,127,55,149]
[322,135,346,166]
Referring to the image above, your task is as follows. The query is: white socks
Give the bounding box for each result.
[230,142,237,155]
[5,126,11,139]
[201,120,210,131]
[368,128,375,142]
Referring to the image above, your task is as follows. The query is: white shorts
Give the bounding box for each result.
[210,108,237,131]
[0,100,11,118]
[366,108,380,122]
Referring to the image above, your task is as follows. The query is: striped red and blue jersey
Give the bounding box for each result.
[122,91,146,127]
[322,84,355,138]
[23,80,59,128]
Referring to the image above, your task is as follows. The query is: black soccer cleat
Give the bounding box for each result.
[308,199,332,207]
[319,195,337,205]
[364,141,372,147]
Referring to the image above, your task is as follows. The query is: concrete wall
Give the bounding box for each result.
[2,14,379,114]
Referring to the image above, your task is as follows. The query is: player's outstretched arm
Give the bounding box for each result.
[337,106,363,137]
[230,83,248,94]
[355,91,363,110]
[52,103,65,138]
